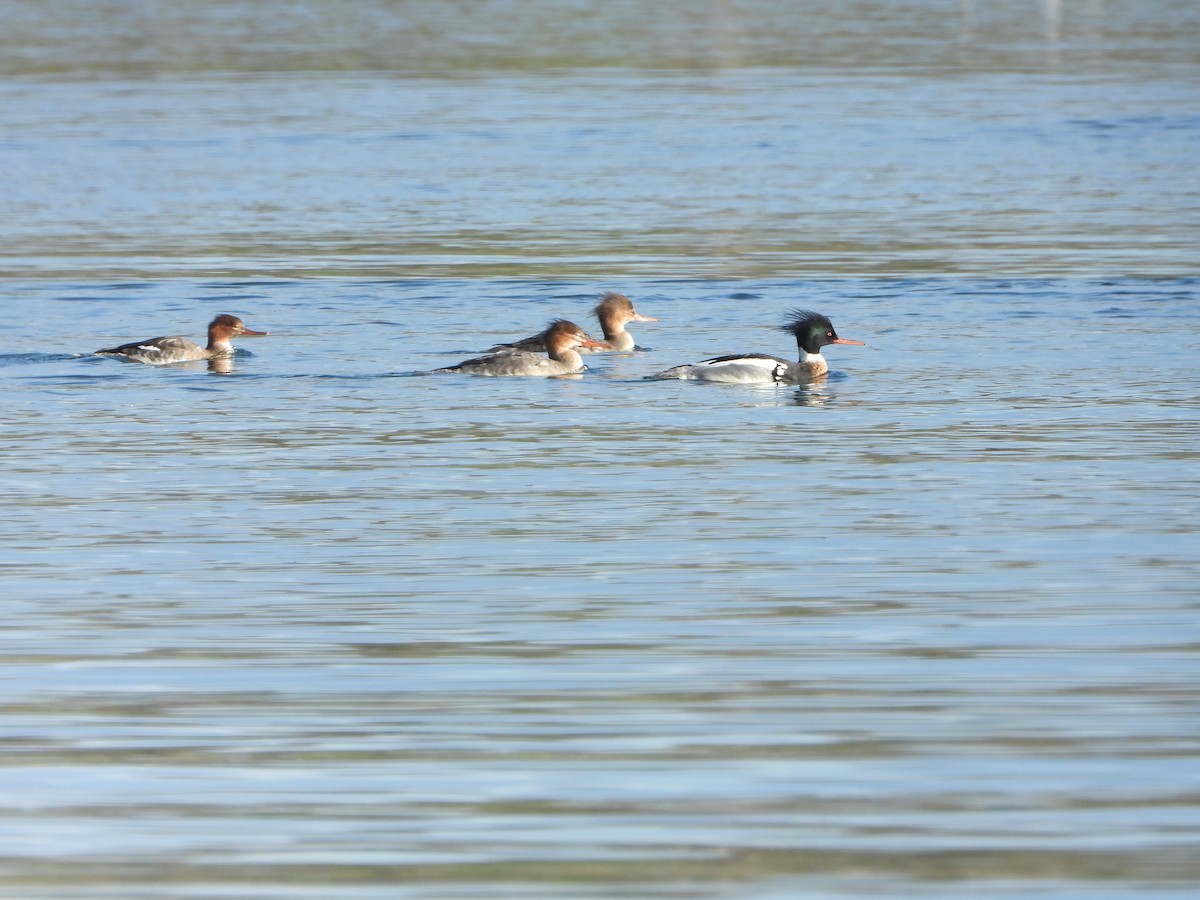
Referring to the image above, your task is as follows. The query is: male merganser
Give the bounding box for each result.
[94,314,269,364]
[436,319,607,377]
[650,310,863,384]
[489,292,658,353]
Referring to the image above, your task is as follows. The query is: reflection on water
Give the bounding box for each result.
[0,2,1197,280]
[3,0,1196,75]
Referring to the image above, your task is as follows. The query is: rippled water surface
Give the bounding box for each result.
[2,2,1198,897]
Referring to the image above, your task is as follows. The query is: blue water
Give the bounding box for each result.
[1,1,1199,897]
[3,274,1198,898]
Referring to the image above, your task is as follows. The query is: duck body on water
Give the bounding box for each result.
[435,319,607,377]
[650,310,863,384]
[94,314,269,365]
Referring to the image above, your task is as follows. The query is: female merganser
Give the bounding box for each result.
[436,319,607,377]
[650,310,863,384]
[489,292,658,353]
[590,292,659,351]
[94,314,268,364]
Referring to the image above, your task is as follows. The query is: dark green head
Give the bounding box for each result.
[781,309,863,355]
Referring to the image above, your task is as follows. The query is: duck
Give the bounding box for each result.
[435,319,607,377]
[650,310,863,384]
[488,292,658,354]
[94,314,269,365]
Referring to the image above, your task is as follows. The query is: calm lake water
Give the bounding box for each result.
[2,2,1199,898]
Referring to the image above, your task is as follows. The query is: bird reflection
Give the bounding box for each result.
[789,385,831,407]
[734,379,834,407]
